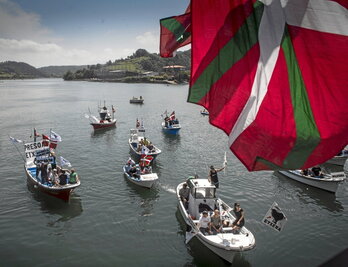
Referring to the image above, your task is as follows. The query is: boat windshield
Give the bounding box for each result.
[194,187,216,199]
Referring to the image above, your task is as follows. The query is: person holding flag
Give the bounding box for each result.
[208,165,225,189]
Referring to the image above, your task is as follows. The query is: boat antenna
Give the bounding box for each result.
[8,134,26,163]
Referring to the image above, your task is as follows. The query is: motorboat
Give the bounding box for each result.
[162,111,181,134]
[200,109,209,116]
[86,102,116,130]
[130,96,144,104]
[278,169,345,193]
[123,158,158,189]
[176,178,256,263]
[21,130,80,201]
[128,121,161,161]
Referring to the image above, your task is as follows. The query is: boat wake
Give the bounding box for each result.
[160,184,176,194]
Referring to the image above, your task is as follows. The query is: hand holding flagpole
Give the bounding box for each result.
[223,151,227,175]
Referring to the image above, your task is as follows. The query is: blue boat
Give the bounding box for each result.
[162,111,181,134]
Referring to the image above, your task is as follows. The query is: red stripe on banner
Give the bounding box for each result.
[199,44,260,135]
[288,25,348,167]
[191,0,256,85]
[230,47,297,171]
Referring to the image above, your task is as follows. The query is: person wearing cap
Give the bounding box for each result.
[208,165,225,188]
[198,211,212,235]
[69,169,79,184]
[179,183,190,209]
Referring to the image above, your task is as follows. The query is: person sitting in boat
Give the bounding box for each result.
[49,169,59,186]
[127,158,135,167]
[147,142,154,151]
[232,203,245,233]
[179,183,190,209]
[69,169,79,184]
[58,170,68,186]
[198,211,212,235]
[311,166,323,178]
[209,209,223,234]
[143,137,149,146]
[141,166,150,174]
[301,169,309,176]
[129,166,140,179]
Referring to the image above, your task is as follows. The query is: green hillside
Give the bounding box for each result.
[0,61,47,79]
[64,49,191,84]
[38,65,87,77]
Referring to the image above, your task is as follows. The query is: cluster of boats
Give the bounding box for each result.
[10,100,348,263]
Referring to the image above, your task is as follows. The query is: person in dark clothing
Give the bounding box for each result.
[311,166,323,178]
[232,203,245,233]
[208,165,225,188]
[59,170,68,185]
[40,161,49,184]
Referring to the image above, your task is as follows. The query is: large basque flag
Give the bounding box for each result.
[160,10,191,57]
[188,0,348,171]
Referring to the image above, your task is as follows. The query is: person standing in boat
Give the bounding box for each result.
[232,203,245,233]
[179,183,190,209]
[208,165,225,189]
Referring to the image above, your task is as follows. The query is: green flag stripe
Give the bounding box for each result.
[281,27,320,169]
[188,1,264,103]
[161,17,190,43]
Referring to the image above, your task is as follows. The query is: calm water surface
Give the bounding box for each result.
[0,79,347,266]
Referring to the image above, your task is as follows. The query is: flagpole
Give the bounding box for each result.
[8,135,25,163]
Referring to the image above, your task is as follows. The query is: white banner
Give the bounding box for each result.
[24,141,43,163]
[262,202,287,232]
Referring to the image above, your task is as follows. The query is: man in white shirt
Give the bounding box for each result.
[198,211,212,235]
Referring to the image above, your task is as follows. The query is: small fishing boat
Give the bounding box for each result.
[129,120,161,161]
[122,157,158,188]
[13,130,81,201]
[86,102,116,130]
[278,169,345,193]
[177,178,256,263]
[162,111,181,134]
[200,109,209,116]
[325,148,348,166]
[129,96,144,104]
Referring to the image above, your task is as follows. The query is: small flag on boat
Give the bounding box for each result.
[112,106,116,113]
[262,202,287,232]
[169,111,175,120]
[140,155,154,167]
[42,134,58,149]
[59,156,72,167]
[9,136,23,143]
[136,118,140,128]
[50,131,62,142]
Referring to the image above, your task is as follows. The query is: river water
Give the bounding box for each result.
[0,79,347,266]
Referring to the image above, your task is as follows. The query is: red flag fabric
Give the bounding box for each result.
[169,111,176,120]
[140,155,154,167]
[188,0,348,171]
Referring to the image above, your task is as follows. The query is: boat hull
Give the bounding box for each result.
[25,166,80,201]
[161,122,181,134]
[123,166,157,188]
[91,119,116,130]
[278,170,343,193]
[129,99,144,104]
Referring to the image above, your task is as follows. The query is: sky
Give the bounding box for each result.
[0,0,189,67]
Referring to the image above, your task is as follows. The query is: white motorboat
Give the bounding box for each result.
[123,161,158,189]
[278,169,345,193]
[176,178,256,263]
[128,122,161,161]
